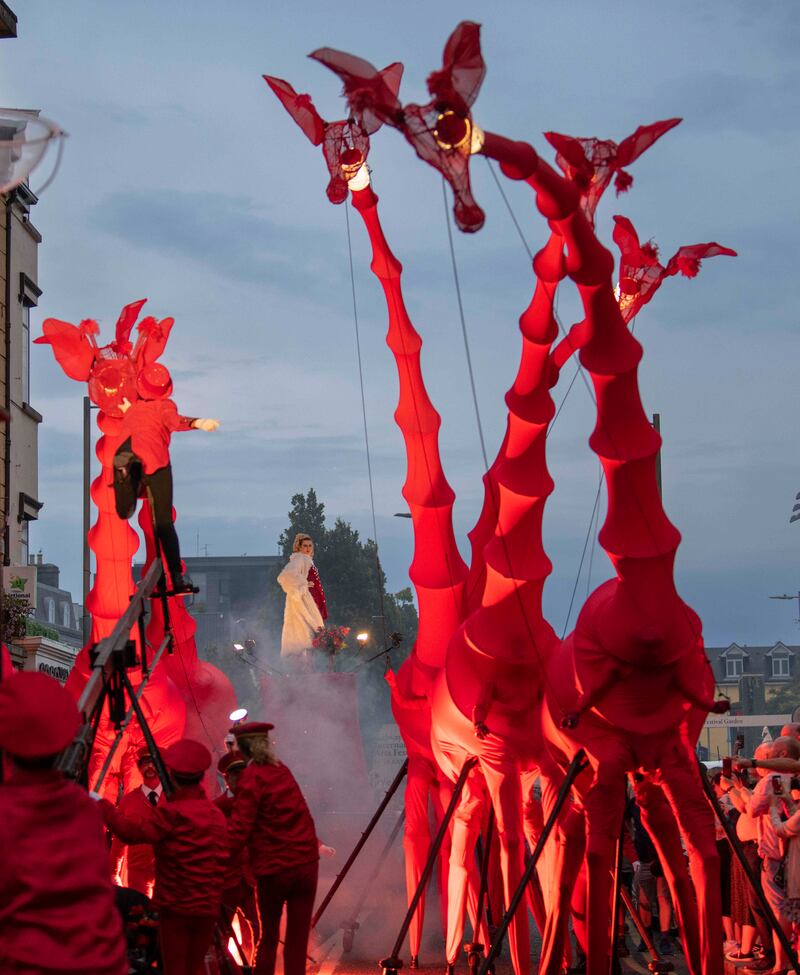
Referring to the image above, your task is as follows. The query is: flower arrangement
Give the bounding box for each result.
[312,625,351,653]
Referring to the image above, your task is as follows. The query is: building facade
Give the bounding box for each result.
[700,642,800,758]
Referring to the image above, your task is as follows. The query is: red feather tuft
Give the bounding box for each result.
[614,170,634,194]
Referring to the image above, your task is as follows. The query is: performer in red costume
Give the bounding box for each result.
[100,738,230,975]
[113,362,219,594]
[227,721,320,975]
[215,749,260,966]
[0,671,127,975]
[110,746,162,897]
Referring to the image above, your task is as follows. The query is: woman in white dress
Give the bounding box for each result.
[277,533,325,660]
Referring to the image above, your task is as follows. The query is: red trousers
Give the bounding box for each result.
[159,910,216,975]
[255,861,319,975]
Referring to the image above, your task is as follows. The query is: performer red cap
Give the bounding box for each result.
[137,362,173,400]
[229,721,274,738]
[0,671,80,757]
[217,750,246,774]
[163,738,212,775]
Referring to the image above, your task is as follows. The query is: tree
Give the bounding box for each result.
[766,679,800,717]
[278,488,327,557]
[275,489,418,650]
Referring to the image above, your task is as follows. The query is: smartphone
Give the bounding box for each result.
[735,734,745,755]
[722,757,732,778]
[772,775,784,795]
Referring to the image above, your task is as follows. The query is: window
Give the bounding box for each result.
[61,602,71,628]
[45,597,55,624]
[725,657,744,679]
[21,299,30,403]
[772,656,790,678]
[19,521,28,566]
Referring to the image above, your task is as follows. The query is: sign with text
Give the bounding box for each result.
[2,565,37,609]
[703,713,792,729]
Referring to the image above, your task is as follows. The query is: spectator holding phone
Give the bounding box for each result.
[768,782,800,925]
[732,738,799,973]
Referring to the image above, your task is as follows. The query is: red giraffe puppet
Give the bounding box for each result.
[35,303,236,794]
[540,215,735,975]
[311,21,735,975]
[312,27,565,975]
[265,72,478,963]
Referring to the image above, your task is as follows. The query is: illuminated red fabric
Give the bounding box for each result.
[37,300,206,798]
[613,215,737,322]
[0,767,127,974]
[34,317,98,380]
[313,23,486,232]
[307,563,327,620]
[101,783,229,915]
[350,185,468,671]
[227,762,319,876]
[137,500,236,780]
[117,398,194,474]
[545,119,681,221]
[109,785,156,896]
[264,69,399,204]
[0,642,12,677]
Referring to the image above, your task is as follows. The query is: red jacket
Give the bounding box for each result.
[0,767,127,974]
[110,785,159,895]
[228,762,319,876]
[118,398,194,474]
[102,783,229,916]
[214,792,255,890]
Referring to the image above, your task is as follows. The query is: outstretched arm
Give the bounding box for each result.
[672,662,729,713]
[100,799,171,845]
[560,656,625,728]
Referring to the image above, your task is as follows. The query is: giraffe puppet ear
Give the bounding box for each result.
[264,75,326,146]
[35,319,97,381]
[309,48,402,135]
[664,242,737,279]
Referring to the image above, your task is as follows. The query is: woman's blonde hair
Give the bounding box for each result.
[292,532,313,553]
[238,735,278,766]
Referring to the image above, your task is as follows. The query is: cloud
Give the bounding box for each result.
[91,188,342,297]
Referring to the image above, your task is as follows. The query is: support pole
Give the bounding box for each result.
[82,395,92,643]
[698,758,800,973]
[120,668,172,797]
[380,756,480,975]
[91,635,170,792]
[312,758,408,928]
[465,805,496,972]
[341,811,406,953]
[477,750,588,975]
[609,822,624,975]
[619,886,673,974]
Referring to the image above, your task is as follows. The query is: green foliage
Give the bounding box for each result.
[25,618,59,641]
[766,680,800,716]
[275,489,419,651]
[1,592,33,641]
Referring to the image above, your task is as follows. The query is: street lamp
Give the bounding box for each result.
[356,631,370,645]
[769,592,800,624]
[229,708,248,724]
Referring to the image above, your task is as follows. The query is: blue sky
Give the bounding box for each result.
[3,1,799,645]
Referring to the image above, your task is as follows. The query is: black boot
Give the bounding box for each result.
[113,460,142,519]
[170,572,196,595]
[410,958,419,970]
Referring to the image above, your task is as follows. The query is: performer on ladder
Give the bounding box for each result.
[111,362,219,594]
